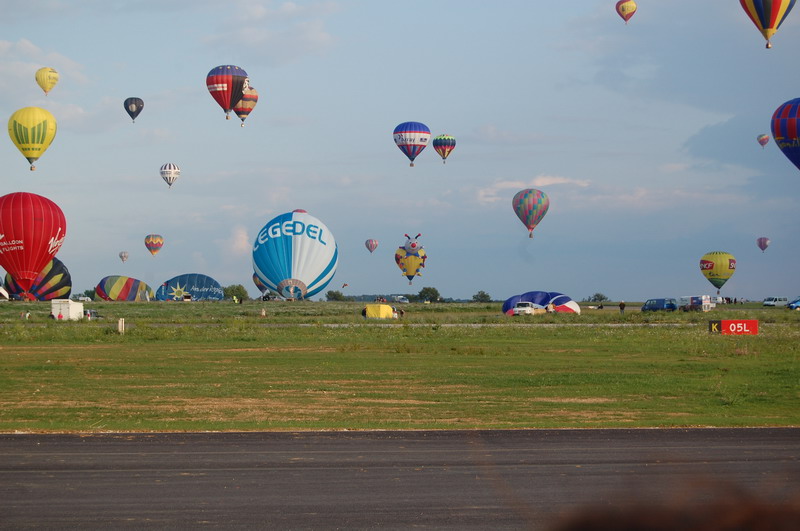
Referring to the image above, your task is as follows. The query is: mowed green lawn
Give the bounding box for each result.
[0,301,797,432]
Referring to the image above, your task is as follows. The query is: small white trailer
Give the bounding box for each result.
[50,299,84,321]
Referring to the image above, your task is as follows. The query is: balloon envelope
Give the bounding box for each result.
[35,67,59,95]
[252,210,338,299]
[252,272,268,295]
[156,273,224,301]
[206,65,249,119]
[233,86,258,125]
[124,97,144,122]
[119,251,129,263]
[394,234,426,284]
[95,275,154,301]
[365,239,379,253]
[757,133,770,147]
[0,192,66,293]
[700,251,736,290]
[740,0,796,48]
[160,163,180,188]
[393,122,431,166]
[144,234,164,256]
[432,134,456,163]
[5,257,71,301]
[756,236,771,252]
[8,107,57,170]
[502,291,581,315]
[770,98,800,171]
[615,0,637,23]
[512,189,550,238]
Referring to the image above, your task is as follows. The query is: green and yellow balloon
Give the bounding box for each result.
[700,251,736,292]
[8,107,57,171]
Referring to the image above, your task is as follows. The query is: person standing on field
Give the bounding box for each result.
[619,301,625,315]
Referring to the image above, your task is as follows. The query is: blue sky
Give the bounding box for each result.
[1,1,799,302]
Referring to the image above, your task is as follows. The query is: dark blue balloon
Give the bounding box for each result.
[156,273,224,301]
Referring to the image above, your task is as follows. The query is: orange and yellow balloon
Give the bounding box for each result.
[615,0,637,24]
[8,107,57,171]
[35,67,59,95]
[700,251,736,291]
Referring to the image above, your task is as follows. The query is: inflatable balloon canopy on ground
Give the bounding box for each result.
[95,275,154,301]
[502,291,581,315]
[4,257,71,301]
[252,209,338,300]
[156,273,224,301]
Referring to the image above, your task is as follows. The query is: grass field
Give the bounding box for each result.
[0,300,797,432]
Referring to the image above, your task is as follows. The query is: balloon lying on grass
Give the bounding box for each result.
[95,275,154,301]
[156,273,224,301]
[502,291,581,315]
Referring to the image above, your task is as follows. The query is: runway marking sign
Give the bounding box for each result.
[708,320,759,335]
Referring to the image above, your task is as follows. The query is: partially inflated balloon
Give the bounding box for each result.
[156,273,224,301]
[740,0,796,48]
[393,122,430,166]
[35,67,59,95]
[144,234,164,256]
[432,134,456,163]
[365,239,379,253]
[8,107,57,170]
[206,65,249,119]
[5,257,71,301]
[394,233,426,284]
[124,97,144,122]
[252,210,338,299]
[95,275,154,301]
[700,251,736,290]
[756,236,771,252]
[615,0,637,23]
[0,192,66,295]
[233,86,258,126]
[512,189,550,238]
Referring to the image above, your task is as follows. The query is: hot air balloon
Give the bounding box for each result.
[119,251,129,263]
[95,275,154,301]
[8,107,57,171]
[740,0,796,48]
[5,257,71,301]
[700,251,736,292]
[160,163,181,188]
[233,86,258,126]
[757,236,771,252]
[124,97,144,122]
[144,234,164,256]
[615,0,637,24]
[512,189,550,238]
[393,122,431,166]
[0,192,66,298]
[253,272,269,295]
[432,134,456,163]
[365,239,379,253]
[252,210,338,300]
[394,233,427,284]
[502,291,581,315]
[770,98,800,171]
[156,273,224,301]
[206,65,249,119]
[757,133,770,148]
[35,67,59,95]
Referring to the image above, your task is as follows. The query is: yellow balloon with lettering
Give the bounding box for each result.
[35,67,59,95]
[8,107,57,171]
[699,251,736,290]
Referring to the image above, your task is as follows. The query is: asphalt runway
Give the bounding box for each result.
[1,428,798,529]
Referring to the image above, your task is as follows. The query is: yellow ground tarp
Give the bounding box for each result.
[364,304,396,319]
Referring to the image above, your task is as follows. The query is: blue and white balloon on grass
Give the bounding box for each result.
[252,209,338,300]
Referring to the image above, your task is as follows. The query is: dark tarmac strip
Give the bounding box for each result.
[0,428,797,529]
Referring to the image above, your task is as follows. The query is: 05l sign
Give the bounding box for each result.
[708,320,759,335]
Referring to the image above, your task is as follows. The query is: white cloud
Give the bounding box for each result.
[476,176,591,204]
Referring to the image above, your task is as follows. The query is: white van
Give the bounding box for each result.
[763,297,788,307]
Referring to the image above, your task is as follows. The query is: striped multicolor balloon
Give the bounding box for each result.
[144,234,164,256]
[234,87,258,126]
[740,0,796,48]
[432,134,456,163]
[512,189,550,238]
[365,239,379,253]
[393,122,430,166]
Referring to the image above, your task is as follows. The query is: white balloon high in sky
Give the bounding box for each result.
[1,2,799,301]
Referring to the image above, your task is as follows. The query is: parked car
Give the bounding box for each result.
[84,309,102,320]
[76,296,92,302]
[787,297,800,310]
[763,297,789,307]
[641,298,678,312]
[512,301,536,315]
